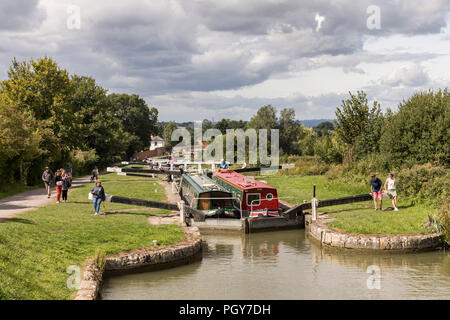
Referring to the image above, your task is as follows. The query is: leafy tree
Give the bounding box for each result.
[0,104,44,184]
[297,127,317,156]
[335,91,382,163]
[313,121,334,137]
[314,133,343,164]
[279,108,302,155]
[107,93,158,157]
[380,89,449,167]
[202,119,213,131]
[247,105,278,130]
[163,121,178,148]
[214,118,246,134]
[67,76,135,165]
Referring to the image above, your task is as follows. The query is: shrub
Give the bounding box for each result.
[396,163,449,203]
[70,149,99,176]
[278,156,330,176]
[436,200,449,245]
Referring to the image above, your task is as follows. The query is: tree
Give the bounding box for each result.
[279,108,302,155]
[0,104,43,184]
[313,121,334,137]
[247,105,278,130]
[379,89,449,167]
[107,93,158,157]
[335,91,382,163]
[163,121,178,148]
[297,127,317,156]
[67,76,135,165]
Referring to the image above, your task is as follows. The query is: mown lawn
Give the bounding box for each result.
[260,175,435,235]
[0,173,184,300]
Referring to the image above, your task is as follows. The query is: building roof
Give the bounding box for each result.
[213,170,277,191]
[151,135,164,142]
[182,173,229,194]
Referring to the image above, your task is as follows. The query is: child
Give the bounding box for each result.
[90,180,106,216]
[370,173,383,211]
[61,172,72,203]
[384,173,399,211]
[54,170,63,203]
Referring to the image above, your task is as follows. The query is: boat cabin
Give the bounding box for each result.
[180,173,235,217]
[212,170,280,217]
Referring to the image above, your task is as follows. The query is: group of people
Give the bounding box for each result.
[370,172,398,211]
[42,166,72,203]
[42,166,105,215]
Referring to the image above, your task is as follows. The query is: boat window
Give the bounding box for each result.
[247,193,260,206]
[266,193,274,201]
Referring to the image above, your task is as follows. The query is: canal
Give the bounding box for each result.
[101,230,450,299]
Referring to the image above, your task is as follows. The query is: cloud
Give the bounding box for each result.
[0,1,46,31]
[383,64,430,87]
[0,0,448,121]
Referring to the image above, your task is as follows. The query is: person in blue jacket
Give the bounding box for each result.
[90,180,106,216]
[219,159,229,170]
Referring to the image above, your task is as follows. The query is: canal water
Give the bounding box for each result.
[101,230,450,299]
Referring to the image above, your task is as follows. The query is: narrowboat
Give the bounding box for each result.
[212,170,280,217]
[179,173,237,218]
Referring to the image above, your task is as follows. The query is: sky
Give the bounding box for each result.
[0,0,449,121]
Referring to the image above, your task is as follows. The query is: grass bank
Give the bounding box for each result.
[260,175,435,235]
[0,184,41,200]
[0,173,184,300]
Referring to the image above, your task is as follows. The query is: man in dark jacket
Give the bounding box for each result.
[42,167,53,198]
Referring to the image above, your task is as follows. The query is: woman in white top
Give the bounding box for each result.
[384,173,398,211]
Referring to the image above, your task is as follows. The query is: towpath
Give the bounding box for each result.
[0,176,91,220]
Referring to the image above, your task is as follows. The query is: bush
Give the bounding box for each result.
[396,163,449,203]
[278,156,330,176]
[70,149,99,176]
[436,200,449,245]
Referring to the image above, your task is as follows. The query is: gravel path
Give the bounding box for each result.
[0,176,91,220]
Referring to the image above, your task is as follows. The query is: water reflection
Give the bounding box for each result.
[102,230,450,300]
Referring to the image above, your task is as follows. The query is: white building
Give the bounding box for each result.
[150,135,165,151]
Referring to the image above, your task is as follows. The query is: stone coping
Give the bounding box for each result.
[74,225,202,300]
[306,214,443,252]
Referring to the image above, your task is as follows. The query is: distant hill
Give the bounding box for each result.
[298,119,334,127]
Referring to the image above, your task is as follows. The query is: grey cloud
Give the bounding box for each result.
[0,0,448,121]
[383,64,430,87]
[0,1,46,31]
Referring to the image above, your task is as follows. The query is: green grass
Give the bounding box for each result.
[259,175,435,235]
[0,174,184,300]
[0,184,41,199]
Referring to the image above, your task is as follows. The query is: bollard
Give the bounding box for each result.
[153,240,158,246]
[312,184,317,222]
[312,198,318,222]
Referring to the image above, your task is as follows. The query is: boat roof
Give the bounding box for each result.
[182,173,230,194]
[213,170,277,191]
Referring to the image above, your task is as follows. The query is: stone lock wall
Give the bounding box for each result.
[306,215,443,251]
[74,226,202,300]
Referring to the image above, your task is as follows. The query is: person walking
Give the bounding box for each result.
[42,167,54,198]
[91,166,99,182]
[90,180,106,216]
[370,173,383,211]
[54,169,63,203]
[65,164,73,182]
[61,171,72,203]
[384,173,399,211]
